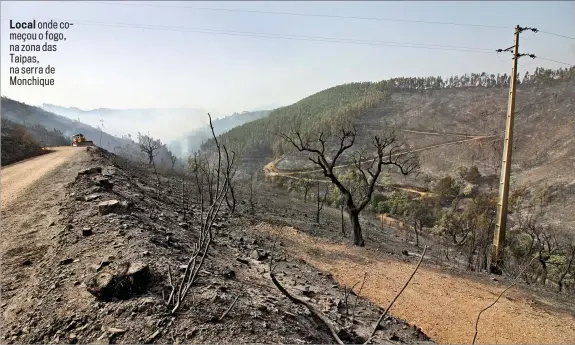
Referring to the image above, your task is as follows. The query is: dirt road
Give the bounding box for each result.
[252,223,575,344]
[1,146,85,322]
[1,147,81,209]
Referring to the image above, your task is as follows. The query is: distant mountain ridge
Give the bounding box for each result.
[39,104,214,143]
[203,67,575,164]
[169,109,273,158]
[3,97,181,170]
[41,104,203,116]
[2,97,134,153]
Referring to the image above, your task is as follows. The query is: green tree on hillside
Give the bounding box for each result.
[406,199,436,247]
[280,126,418,247]
[434,176,459,204]
[457,165,482,185]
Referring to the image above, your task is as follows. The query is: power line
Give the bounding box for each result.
[496,51,513,63]
[1,16,496,53]
[536,57,574,67]
[78,1,510,30]
[4,16,570,65]
[539,30,575,40]
[80,2,575,42]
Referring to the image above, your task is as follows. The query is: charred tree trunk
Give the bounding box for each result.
[348,209,364,247]
[538,258,548,286]
[181,179,186,221]
[316,180,327,224]
[341,203,346,237]
[207,169,214,204]
[226,182,236,214]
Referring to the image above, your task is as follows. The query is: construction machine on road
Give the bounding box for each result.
[72,133,95,147]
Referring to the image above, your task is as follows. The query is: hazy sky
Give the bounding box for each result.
[1,1,574,115]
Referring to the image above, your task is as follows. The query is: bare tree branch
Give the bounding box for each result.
[166,113,235,314]
[270,273,344,345]
[137,132,162,165]
[352,272,368,321]
[368,246,428,341]
[223,146,237,214]
[472,256,536,345]
[344,279,361,317]
[219,295,240,321]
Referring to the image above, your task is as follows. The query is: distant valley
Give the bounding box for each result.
[40,103,274,158]
[169,109,273,158]
[40,103,213,144]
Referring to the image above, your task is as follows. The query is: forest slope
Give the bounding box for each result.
[169,109,272,158]
[205,68,575,228]
[1,118,69,166]
[209,68,574,172]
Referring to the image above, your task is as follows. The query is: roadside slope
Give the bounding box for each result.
[1,146,433,344]
[251,223,575,344]
[249,184,575,345]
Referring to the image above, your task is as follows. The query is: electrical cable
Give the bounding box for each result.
[1,16,496,53]
[536,57,574,67]
[538,30,575,40]
[76,1,511,29]
[82,2,575,42]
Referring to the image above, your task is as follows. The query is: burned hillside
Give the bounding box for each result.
[0,144,433,344]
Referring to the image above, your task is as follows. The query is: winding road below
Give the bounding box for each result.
[264,133,498,197]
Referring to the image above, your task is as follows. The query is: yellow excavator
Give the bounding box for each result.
[72,133,95,147]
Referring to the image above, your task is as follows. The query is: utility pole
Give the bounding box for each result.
[490,25,537,275]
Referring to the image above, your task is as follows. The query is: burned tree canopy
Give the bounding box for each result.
[280,126,418,247]
[137,132,163,165]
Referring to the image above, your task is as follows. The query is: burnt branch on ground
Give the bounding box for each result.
[472,256,536,345]
[270,272,345,345]
[368,245,428,342]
